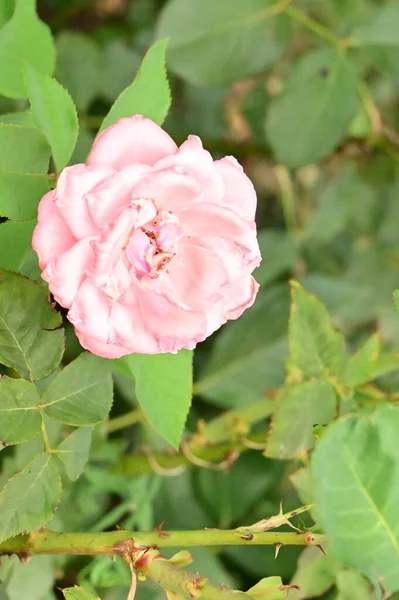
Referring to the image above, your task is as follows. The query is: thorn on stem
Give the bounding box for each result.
[275,543,283,559]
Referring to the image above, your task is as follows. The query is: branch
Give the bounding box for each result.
[0,529,326,557]
[112,431,267,475]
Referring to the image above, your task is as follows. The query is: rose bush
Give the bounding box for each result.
[33,115,261,358]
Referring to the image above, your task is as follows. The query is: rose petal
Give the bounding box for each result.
[110,302,160,354]
[214,156,257,220]
[131,167,201,214]
[68,279,113,345]
[43,238,94,308]
[87,115,177,169]
[74,330,128,359]
[159,241,228,309]
[180,202,257,248]
[86,164,151,228]
[154,135,224,203]
[222,276,259,320]
[135,285,208,352]
[32,190,76,270]
[56,164,114,239]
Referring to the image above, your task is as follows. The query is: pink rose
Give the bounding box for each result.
[33,116,261,358]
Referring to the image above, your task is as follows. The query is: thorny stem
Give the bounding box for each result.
[0,529,326,557]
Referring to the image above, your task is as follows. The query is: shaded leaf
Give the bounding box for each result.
[57,428,93,482]
[156,0,290,86]
[0,220,35,271]
[100,40,141,103]
[0,377,41,447]
[115,350,193,449]
[345,334,380,387]
[25,64,79,171]
[266,380,336,459]
[352,2,399,48]
[335,569,377,600]
[255,230,298,287]
[42,353,113,426]
[56,32,102,112]
[0,270,64,381]
[0,172,49,221]
[289,547,337,600]
[312,404,399,595]
[0,453,62,543]
[101,39,170,131]
[266,49,360,168]
[195,286,289,408]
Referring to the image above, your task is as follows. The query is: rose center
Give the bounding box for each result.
[125,198,181,280]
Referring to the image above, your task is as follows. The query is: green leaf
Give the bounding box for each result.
[255,230,298,287]
[0,377,41,447]
[57,428,93,482]
[266,380,336,459]
[100,39,171,132]
[0,220,35,271]
[42,353,113,426]
[0,110,35,126]
[0,270,64,381]
[266,49,360,168]
[289,547,338,599]
[63,587,100,600]
[0,0,13,28]
[352,2,399,48]
[245,576,288,599]
[0,124,50,174]
[312,404,399,595]
[195,286,289,408]
[335,569,377,600]
[156,0,290,86]
[114,350,193,449]
[0,452,62,543]
[100,40,141,103]
[55,32,102,112]
[345,334,381,388]
[0,172,49,221]
[5,556,55,600]
[25,65,79,171]
[289,281,346,379]
[0,0,55,98]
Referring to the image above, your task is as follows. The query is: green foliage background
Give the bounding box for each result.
[0,0,399,599]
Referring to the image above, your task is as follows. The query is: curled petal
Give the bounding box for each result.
[222,276,259,320]
[68,279,113,345]
[87,115,177,169]
[56,164,114,239]
[86,165,151,228]
[154,135,224,204]
[131,167,201,214]
[43,238,95,308]
[135,285,208,352]
[32,190,76,270]
[214,156,257,220]
[180,202,258,249]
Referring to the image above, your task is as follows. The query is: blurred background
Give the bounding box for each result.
[0,0,398,598]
